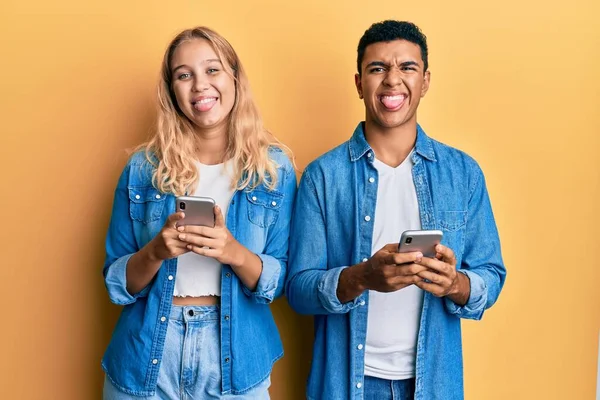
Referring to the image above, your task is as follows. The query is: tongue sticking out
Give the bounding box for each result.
[194,98,217,112]
[381,95,405,110]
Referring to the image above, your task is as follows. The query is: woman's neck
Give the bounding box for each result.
[193,127,228,165]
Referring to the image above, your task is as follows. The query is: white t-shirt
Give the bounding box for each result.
[173,161,235,297]
[364,150,424,380]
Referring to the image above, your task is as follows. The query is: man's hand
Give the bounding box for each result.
[415,244,471,306]
[337,243,427,303]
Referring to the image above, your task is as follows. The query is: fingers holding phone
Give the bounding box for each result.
[396,230,462,297]
[414,242,465,298]
[177,203,245,267]
[144,195,218,262]
[146,211,190,261]
[361,244,426,293]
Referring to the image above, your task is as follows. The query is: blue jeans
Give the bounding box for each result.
[103,305,270,399]
[363,376,415,400]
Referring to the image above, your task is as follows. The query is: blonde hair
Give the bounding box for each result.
[139,26,291,196]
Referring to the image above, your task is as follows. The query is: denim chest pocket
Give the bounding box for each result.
[438,210,467,257]
[246,189,284,228]
[128,186,167,223]
[438,211,467,232]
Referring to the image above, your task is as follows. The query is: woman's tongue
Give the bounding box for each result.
[194,98,217,112]
[380,95,405,110]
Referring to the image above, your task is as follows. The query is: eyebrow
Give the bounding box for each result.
[365,60,420,69]
[172,59,223,73]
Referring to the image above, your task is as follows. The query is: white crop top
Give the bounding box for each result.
[173,161,235,297]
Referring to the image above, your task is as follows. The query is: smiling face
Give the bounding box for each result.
[170,39,236,134]
[355,39,430,131]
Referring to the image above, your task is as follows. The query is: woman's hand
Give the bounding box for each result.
[176,206,245,267]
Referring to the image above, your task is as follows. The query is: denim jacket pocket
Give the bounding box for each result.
[438,210,467,232]
[128,186,167,223]
[246,189,284,228]
[438,210,467,258]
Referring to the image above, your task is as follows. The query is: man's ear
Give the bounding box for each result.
[421,70,431,97]
[355,73,363,99]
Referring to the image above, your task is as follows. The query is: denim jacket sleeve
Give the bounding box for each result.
[241,156,297,304]
[286,170,363,315]
[444,165,507,319]
[103,163,150,305]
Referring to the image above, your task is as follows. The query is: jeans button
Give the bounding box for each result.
[188,310,194,316]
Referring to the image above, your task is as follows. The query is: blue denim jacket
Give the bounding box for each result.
[102,148,296,396]
[287,123,506,400]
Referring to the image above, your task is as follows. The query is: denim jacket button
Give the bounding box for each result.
[168,275,173,281]
[152,359,158,365]
[359,300,366,306]
[160,316,166,322]
[356,382,362,389]
[135,194,141,200]
[225,272,231,278]
[364,215,371,222]
[362,258,368,262]
[368,177,375,183]
[357,344,363,350]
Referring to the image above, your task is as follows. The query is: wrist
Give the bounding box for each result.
[351,262,369,292]
[448,271,470,305]
[141,241,159,263]
[337,263,368,303]
[230,241,250,269]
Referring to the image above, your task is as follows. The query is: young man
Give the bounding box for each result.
[287,20,506,400]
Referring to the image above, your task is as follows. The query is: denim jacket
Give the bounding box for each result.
[286,123,506,400]
[102,148,296,396]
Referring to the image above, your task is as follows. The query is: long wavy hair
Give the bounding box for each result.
[139,27,291,196]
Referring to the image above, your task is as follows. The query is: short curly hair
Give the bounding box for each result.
[357,20,428,74]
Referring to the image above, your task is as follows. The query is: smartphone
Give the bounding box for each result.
[175,196,216,227]
[398,229,443,258]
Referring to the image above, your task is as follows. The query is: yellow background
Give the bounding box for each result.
[1,0,598,399]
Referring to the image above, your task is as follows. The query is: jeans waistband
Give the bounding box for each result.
[169,305,219,322]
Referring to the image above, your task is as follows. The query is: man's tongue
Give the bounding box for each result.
[381,95,405,110]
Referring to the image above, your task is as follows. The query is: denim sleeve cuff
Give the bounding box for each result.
[104,254,151,305]
[104,254,137,305]
[241,253,281,304]
[444,269,488,320]
[317,266,364,314]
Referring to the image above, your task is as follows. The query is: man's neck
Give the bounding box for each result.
[364,119,418,168]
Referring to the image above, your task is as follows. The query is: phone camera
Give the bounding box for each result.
[405,237,413,244]
[179,202,186,210]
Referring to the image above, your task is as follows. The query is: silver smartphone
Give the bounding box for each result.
[175,196,216,227]
[398,229,443,258]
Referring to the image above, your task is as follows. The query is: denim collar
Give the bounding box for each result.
[348,122,437,163]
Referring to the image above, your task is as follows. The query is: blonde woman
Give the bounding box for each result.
[101,27,296,399]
